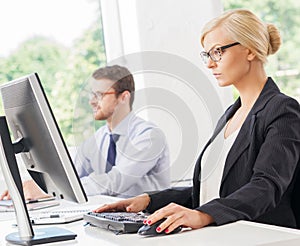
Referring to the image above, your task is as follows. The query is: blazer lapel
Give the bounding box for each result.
[210,98,242,146]
[221,78,280,183]
[221,114,255,182]
[192,100,240,207]
[196,98,241,180]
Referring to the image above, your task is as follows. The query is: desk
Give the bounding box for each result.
[1,195,300,246]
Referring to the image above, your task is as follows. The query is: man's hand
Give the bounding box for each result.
[0,190,10,200]
[0,179,51,201]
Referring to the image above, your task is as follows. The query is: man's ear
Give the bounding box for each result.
[120,90,130,103]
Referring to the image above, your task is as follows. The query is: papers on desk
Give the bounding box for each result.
[0,199,13,207]
[0,197,56,206]
[0,197,60,212]
[0,195,107,225]
[31,213,83,225]
[0,201,95,224]
[31,205,96,225]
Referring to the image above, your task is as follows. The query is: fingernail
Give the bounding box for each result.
[147,220,151,225]
[156,227,161,232]
[165,229,169,233]
[143,220,147,224]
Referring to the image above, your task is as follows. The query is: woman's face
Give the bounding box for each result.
[202,28,251,87]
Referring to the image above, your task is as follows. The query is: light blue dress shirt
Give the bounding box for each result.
[73,112,170,197]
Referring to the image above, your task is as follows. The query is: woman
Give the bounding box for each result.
[94,9,300,233]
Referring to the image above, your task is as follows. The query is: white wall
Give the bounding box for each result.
[100,0,233,185]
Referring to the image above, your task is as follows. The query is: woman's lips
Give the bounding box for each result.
[213,73,221,79]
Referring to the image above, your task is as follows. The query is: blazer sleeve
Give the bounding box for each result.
[196,96,300,225]
[145,187,193,213]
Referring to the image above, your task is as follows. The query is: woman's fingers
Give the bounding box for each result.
[144,203,213,233]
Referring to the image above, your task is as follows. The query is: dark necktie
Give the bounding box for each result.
[105,134,117,173]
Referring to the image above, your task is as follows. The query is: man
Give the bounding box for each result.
[74,65,170,197]
[0,65,170,200]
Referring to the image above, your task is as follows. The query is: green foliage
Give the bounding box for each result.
[222,0,300,101]
[49,20,107,146]
[0,37,69,90]
[0,19,106,146]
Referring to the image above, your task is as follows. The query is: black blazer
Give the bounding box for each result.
[147,78,300,228]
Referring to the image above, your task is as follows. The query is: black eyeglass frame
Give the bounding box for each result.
[200,42,240,64]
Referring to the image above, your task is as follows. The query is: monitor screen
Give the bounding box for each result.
[0,73,87,203]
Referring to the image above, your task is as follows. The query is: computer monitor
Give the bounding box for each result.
[0,72,87,244]
[0,118,79,244]
[0,73,87,203]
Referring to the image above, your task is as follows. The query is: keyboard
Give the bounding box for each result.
[31,205,96,225]
[83,212,148,234]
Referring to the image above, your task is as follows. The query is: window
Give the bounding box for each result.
[222,0,300,102]
[0,0,106,146]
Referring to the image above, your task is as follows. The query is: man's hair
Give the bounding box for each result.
[92,65,135,108]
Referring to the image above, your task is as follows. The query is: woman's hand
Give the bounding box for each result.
[144,202,214,234]
[93,193,150,213]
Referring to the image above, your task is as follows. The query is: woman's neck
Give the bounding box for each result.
[235,61,267,109]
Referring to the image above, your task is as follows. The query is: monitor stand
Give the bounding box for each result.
[0,116,77,245]
[6,227,77,245]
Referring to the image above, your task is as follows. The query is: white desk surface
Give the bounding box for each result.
[1,195,300,246]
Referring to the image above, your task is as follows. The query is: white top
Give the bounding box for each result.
[200,126,240,205]
[73,112,170,197]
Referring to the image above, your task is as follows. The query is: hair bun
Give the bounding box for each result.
[267,23,281,55]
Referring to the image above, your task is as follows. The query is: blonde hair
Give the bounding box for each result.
[200,9,281,63]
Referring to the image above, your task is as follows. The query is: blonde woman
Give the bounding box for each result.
[94,9,300,233]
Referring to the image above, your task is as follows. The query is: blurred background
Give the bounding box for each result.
[0,0,299,188]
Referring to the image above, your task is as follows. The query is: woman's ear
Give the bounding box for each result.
[247,49,256,61]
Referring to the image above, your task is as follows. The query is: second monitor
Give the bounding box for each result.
[0,72,87,204]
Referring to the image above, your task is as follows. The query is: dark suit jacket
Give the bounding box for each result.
[146,78,300,228]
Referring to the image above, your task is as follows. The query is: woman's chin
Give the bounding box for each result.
[217,79,230,87]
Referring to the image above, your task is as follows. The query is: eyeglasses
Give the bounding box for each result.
[89,90,117,101]
[200,42,240,64]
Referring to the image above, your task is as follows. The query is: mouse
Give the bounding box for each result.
[137,218,182,236]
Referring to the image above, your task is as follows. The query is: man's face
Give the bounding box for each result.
[89,78,119,121]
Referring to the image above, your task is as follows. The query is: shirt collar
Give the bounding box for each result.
[104,111,135,136]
